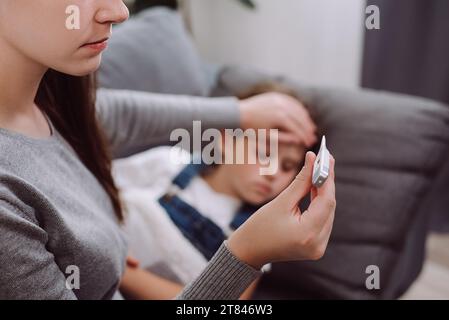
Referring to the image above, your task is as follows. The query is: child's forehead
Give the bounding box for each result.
[278,143,305,158]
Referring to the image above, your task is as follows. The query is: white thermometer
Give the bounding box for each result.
[312,136,330,188]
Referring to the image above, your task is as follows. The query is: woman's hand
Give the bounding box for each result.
[239,92,317,147]
[227,151,336,269]
[126,256,140,268]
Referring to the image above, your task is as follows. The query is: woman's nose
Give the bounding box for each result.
[95,0,129,25]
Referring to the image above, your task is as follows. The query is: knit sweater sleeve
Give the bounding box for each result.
[176,242,262,300]
[95,89,240,157]
[0,199,77,300]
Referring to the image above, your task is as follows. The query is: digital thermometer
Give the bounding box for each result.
[312,136,330,188]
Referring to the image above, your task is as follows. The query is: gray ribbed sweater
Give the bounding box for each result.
[0,89,261,300]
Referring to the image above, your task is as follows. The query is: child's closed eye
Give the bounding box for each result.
[281,160,298,172]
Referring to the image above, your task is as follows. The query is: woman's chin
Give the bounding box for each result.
[62,57,102,76]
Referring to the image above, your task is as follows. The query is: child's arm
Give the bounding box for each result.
[120,265,183,300]
[120,263,260,300]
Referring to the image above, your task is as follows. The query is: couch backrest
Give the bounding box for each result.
[213,65,449,299]
[98,7,210,97]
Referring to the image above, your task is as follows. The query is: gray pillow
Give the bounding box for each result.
[98,7,209,96]
[212,65,449,299]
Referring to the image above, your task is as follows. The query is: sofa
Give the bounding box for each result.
[98,7,449,299]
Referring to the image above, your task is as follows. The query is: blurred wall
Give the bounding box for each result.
[188,0,365,88]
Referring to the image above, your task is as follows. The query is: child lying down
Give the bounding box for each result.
[112,83,307,299]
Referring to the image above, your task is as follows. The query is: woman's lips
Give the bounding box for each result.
[81,38,109,52]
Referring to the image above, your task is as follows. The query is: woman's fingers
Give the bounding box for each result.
[239,92,317,147]
[310,186,318,202]
[318,155,336,240]
[278,132,301,144]
[279,116,309,146]
[282,97,317,145]
[277,151,316,207]
[126,256,140,268]
[318,204,335,243]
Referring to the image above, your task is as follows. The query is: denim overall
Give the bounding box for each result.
[158,163,257,260]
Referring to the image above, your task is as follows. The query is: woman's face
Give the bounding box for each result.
[0,0,129,76]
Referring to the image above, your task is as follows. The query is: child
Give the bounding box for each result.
[113,83,307,299]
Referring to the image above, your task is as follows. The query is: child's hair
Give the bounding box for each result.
[235,81,303,103]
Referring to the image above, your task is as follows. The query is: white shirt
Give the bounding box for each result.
[112,146,243,284]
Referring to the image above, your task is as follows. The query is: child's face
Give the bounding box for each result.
[222,142,305,206]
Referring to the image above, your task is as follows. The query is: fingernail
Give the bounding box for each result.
[305,151,314,162]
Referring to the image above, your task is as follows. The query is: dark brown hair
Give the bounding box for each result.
[35,70,123,222]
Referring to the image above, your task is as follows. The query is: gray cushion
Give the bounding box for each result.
[213,65,449,299]
[98,7,209,96]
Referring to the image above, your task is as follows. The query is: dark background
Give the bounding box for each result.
[362,0,449,231]
[362,0,449,105]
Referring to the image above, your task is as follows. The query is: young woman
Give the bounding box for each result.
[0,0,335,300]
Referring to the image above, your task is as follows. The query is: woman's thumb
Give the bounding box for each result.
[278,151,316,206]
